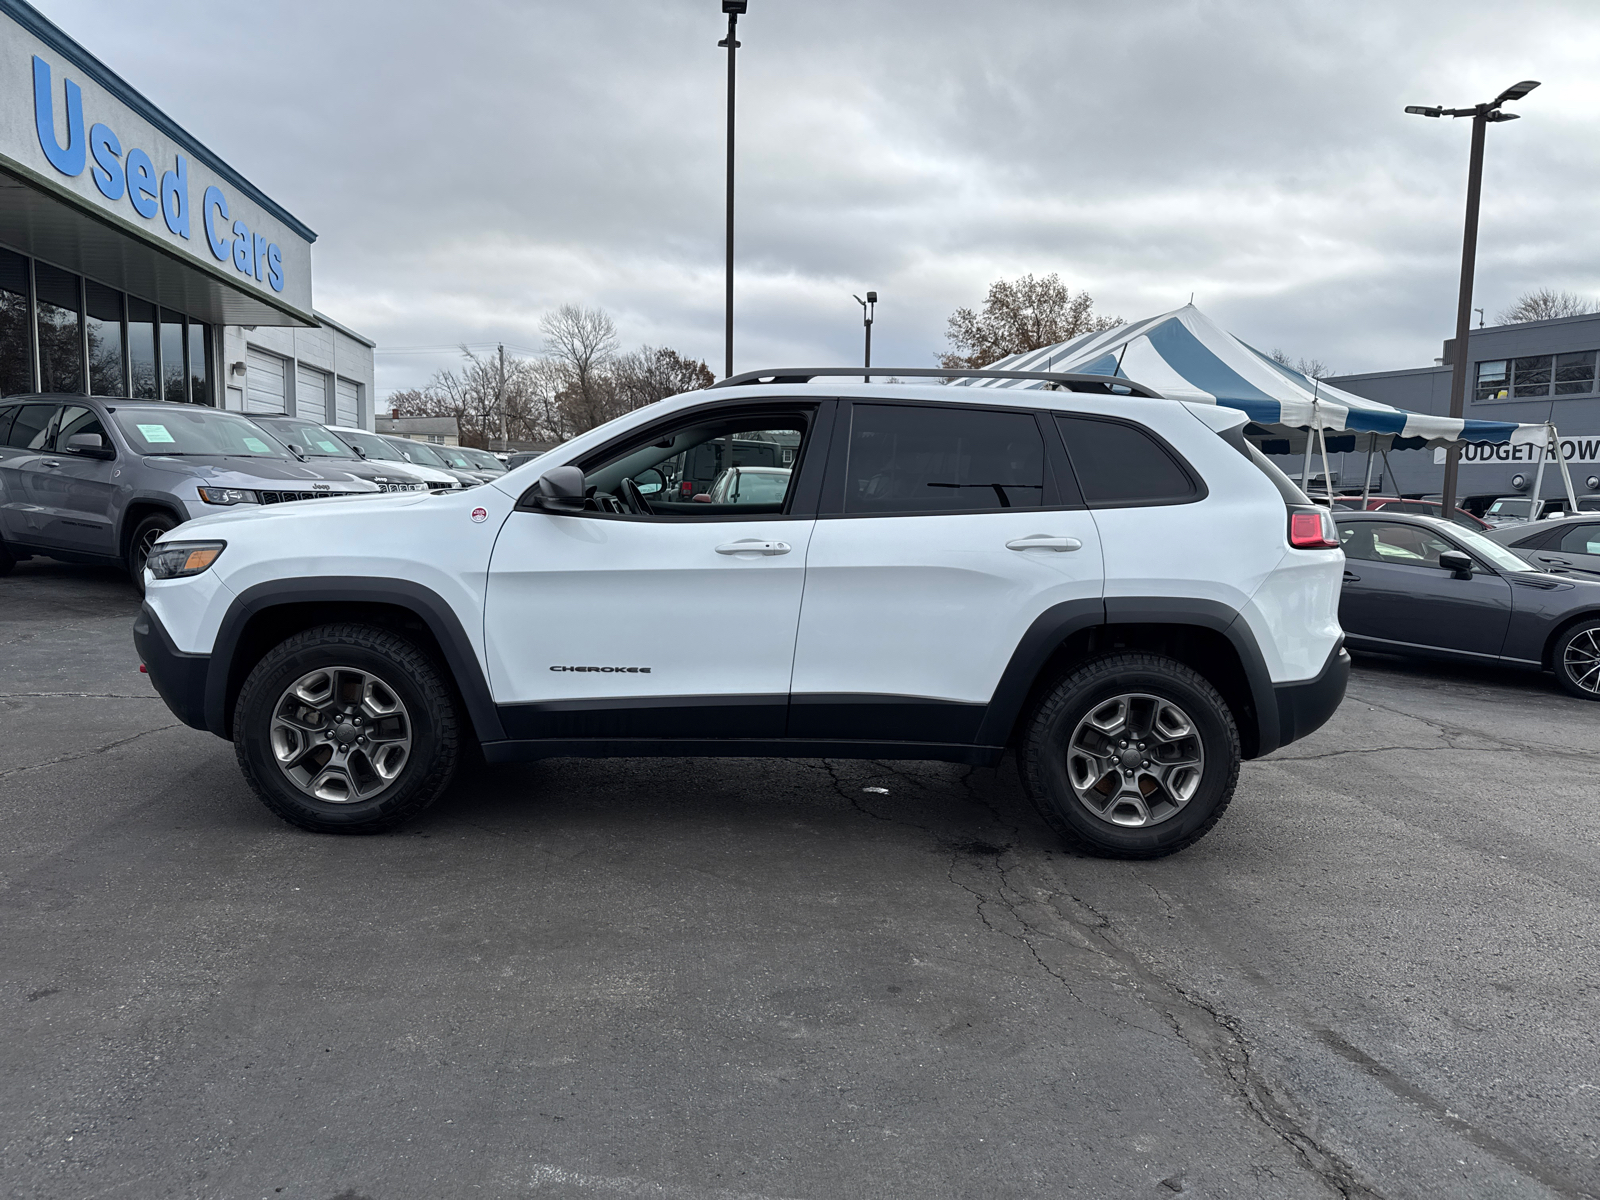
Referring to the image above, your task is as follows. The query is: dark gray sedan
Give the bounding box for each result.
[1334,511,1600,700]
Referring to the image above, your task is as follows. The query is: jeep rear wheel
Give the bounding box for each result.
[233,623,459,833]
[1019,653,1240,859]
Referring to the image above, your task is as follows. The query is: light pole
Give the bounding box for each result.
[853,291,876,380]
[718,1,748,380]
[1406,80,1538,516]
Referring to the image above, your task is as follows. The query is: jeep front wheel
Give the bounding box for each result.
[1019,653,1240,859]
[233,623,459,833]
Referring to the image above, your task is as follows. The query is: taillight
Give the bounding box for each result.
[1288,506,1339,549]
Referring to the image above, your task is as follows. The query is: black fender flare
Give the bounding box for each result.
[975,596,1283,758]
[204,577,505,743]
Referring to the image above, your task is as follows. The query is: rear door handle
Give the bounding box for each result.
[1542,556,1573,566]
[1006,536,1082,552]
[715,539,791,556]
[41,459,61,468]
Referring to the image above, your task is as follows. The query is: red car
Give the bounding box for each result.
[1329,496,1492,531]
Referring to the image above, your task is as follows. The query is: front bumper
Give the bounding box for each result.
[1272,640,1350,749]
[132,604,210,731]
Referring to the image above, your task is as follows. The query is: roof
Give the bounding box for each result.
[968,304,1546,448]
[0,0,315,243]
[313,310,377,349]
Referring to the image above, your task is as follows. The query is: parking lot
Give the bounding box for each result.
[2,558,1597,1200]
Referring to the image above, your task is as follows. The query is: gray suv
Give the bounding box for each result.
[0,394,379,590]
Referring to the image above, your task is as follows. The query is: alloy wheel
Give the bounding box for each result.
[269,666,413,803]
[1563,628,1600,695]
[1065,693,1206,828]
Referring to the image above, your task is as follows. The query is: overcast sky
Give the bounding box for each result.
[34,0,1600,395]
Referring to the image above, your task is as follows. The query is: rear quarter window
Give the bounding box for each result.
[1055,415,1200,507]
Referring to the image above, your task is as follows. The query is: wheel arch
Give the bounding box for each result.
[1542,608,1600,671]
[979,598,1280,760]
[206,579,505,745]
[119,497,187,561]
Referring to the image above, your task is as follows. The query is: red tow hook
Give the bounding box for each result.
[139,664,148,673]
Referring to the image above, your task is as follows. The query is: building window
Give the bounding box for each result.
[0,247,29,397]
[1479,351,1597,401]
[35,261,84,393]
[127,296,157,399]
[189,320,211,405]
[160,309,187,403]
[86,281,125,396]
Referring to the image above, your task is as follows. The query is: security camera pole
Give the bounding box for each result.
[854,291,876,381]
[719,1,749,380]
[1405,80,1539,517]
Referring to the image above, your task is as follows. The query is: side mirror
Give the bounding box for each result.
[1438,550,1474,579]
[634,467,665,495]
[350,444,368,459]
[532,465,587,512]
[65,432,113,459]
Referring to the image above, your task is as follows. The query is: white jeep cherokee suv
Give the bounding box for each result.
[133,368,1347,858]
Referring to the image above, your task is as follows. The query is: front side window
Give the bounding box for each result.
[844,403,1043,515]
[1056,414,1197,506]
[1339,520,1458,567]
[54,404,110,453]
[579,409,811,516]
[112,407,288,457]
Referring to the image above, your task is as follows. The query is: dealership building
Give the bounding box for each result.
[0,0,373,426]
[1310,314,1600,505]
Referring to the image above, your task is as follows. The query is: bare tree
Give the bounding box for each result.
[1269,349,1337,381]
[541,304,619,435]
[1497,288,1598,325]
[611,346,716,411]
[939,273,1122,369]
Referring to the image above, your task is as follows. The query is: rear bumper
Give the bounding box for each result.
[132,604,210,732]
[1271,640,1349,750]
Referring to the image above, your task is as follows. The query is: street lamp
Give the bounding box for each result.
[718,1,749,381]
[853,291,876,380]
[1406,79,1539,516]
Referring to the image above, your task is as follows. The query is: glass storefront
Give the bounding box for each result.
[0,244,215,404]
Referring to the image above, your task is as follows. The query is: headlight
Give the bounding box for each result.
[197,486,259,505]
[146,541,226,579]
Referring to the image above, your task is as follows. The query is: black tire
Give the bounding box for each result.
[1551,619,1600,701]
[233,623,460,834]
[126,513,177,594]
[1018,653,1241,859]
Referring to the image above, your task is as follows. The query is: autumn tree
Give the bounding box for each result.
[939,273,1122,369]
[1497,288,1597,325]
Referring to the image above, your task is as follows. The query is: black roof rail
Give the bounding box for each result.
[708,366,1164,400]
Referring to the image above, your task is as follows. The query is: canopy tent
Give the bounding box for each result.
[964,303,1573,508]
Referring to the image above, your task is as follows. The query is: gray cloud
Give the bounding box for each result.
[36,0,1600,392]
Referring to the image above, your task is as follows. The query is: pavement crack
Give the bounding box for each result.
[0,691,162,700]
[0,723,183,779]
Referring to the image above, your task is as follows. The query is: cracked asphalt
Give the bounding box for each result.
[3,557,1599,1200]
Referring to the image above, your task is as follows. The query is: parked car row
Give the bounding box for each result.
[0,391,500,590]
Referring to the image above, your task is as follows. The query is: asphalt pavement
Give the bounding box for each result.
[3,557,1597,1200]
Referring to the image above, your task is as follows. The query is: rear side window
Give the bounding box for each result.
[4,403,57,450]
[844,403,1045,514]
[1557,523,1600,555]
[1055,415,1198,506]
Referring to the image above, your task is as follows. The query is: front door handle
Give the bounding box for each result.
[715,539,791,556]
[40,459,61,468]
[1543,556,1573,566]
[1343,571,1360,582]
[1006,535,1082,552]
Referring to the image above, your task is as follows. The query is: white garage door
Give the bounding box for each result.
[335,377,360,427]
[296,364,329,420]
[245,349,287,414]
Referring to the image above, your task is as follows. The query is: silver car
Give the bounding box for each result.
[1486,513,1600,578]
[0,394,379,590]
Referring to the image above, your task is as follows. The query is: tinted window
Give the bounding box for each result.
[1557,524,1600,556]
[845,404,1044,514]
[1056,416,1197,506]
[1339,521,1457,568]
[55,404,109,452]
[4,403,57,449]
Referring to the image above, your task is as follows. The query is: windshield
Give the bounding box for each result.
[258,418,357,459]
[389,437,451,469]
[335,430,409,463]
[1450,525,1537,573]
[1487,498,1532,518]
[430,444,479,470]
[461,448,505,472]
[114,407,288,457]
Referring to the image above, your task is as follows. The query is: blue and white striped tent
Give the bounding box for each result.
[969,304,1546,448]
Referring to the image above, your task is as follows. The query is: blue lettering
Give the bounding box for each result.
[89,123,123,200]
[203,187,230,260]
[161,155,190,239]
[232,219,253,275]
[32,57,84,176]
[253,232,269,282]
[266,243,283,292]
[125,148,158,219]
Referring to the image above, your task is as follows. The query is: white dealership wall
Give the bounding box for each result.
[223,313,376,431]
